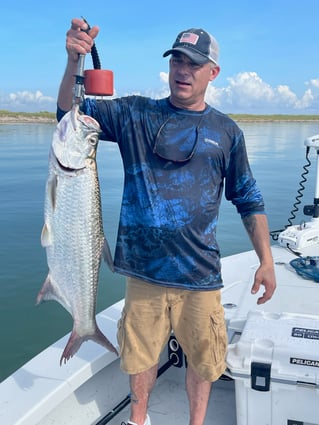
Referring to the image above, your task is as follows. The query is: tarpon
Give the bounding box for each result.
[37,105,118,364]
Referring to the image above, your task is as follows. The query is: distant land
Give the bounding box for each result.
[0,110,56,123]
[0,109,319,123]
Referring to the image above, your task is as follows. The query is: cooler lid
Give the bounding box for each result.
[227,311,319,387]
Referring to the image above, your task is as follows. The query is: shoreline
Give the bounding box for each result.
[0,113,319,124]
[0,116,56,124]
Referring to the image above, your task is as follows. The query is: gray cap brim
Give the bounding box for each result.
[163,47,210,65]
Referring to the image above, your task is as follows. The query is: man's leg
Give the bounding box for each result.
[171,289,227,424]
[186,364,212,425]
[118,279,171,424]
[129,365,158,425]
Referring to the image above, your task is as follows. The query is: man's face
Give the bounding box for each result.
[168,52,220,110]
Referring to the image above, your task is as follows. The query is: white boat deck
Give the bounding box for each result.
[1,243,318,425]
[106,367,236,425]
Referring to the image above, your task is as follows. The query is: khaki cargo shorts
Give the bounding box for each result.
[117,277,227,382]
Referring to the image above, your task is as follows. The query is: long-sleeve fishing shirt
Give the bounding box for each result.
[58,96,265,290]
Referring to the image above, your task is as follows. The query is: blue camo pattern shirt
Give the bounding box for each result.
[76,96,265,290]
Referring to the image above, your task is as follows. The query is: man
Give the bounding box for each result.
[57,18,276,425]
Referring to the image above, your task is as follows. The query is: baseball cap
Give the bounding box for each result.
[163,28,219,65]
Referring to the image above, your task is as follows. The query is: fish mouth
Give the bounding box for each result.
[56,157,85,173]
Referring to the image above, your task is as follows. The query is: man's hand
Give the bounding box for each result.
[66,18,99,62]
[57,18,100,113]
[242,214,277,304]
[251,263,276,304]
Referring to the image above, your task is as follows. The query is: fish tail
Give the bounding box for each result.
[60,325,118,365]
[93,325,119,356]
[60,329,86,366]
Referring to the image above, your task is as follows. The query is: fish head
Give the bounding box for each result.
[52,105,101,170]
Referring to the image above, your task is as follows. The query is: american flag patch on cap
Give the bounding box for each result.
[180,32,199,45]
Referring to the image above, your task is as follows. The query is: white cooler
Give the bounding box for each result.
[227,311,319,425]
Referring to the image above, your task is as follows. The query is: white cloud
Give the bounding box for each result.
[205,72,319,113]
[297,78,319,111]
[159,72,169,84]
[1,74,319,114]
[308,79,319,89]
[0,90,56,112]
[158,71,319,114]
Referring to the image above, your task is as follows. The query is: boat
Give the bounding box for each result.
[0,134,319,425]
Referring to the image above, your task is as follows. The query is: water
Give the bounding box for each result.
[0,120,318,382]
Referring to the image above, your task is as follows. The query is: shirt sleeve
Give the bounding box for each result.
[224,131,265,218]
[56,105,67,122]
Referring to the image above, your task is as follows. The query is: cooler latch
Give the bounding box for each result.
[251,362,271,391]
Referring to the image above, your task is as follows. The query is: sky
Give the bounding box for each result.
[1,0,319,114]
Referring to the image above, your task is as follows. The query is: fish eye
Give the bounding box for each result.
[89,136,98,146]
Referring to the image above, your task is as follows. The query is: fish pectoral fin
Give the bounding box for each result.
[102,238,114,272]
[41,223,52,247]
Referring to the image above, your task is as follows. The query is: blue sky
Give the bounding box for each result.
[1,0,319,114]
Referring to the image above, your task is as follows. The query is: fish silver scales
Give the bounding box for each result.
[37,105,117,364]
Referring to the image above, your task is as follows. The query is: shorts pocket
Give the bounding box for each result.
[116,309,127,357]
[210,310,227,365]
